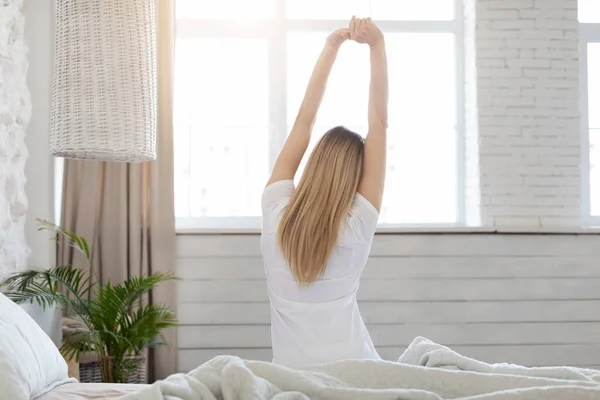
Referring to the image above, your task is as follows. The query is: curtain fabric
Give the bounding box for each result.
[57,0,177,381]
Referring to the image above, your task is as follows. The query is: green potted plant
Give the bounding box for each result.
[0,220,177,383]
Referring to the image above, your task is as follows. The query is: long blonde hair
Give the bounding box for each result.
[278,126,365,284]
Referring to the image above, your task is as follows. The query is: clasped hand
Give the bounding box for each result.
[326,16,383,49]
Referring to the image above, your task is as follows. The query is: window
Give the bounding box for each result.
[580,1,600,224]
[174,0,463,230]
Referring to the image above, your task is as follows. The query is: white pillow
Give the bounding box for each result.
[0,292,76,400]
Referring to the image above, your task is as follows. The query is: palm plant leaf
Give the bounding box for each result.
[36,219,92,262]
[1,266,93,317]
[123,304,177,352]
[88,282,130,357]
[3,286,61,309]
[118,273,178,312]
[3,285,80,312]
[1,221,178,383]
[90,279,177,356]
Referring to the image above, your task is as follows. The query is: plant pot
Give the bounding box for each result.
[79,353,147,384]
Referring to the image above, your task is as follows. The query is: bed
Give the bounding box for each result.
[36,382,146,400]
[0,292,148,400]
[108,338,600,400]
[3,291,600,400]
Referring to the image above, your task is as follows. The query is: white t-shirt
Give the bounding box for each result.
[260,180,381,368]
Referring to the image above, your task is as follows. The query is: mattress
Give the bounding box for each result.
[37,382,148,400]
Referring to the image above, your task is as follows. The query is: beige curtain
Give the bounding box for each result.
[57,0,177,381]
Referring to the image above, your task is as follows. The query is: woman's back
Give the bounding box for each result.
[260,17,387,368]
[261,180,380,367]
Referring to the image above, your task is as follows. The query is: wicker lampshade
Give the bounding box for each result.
[50,0,157,162]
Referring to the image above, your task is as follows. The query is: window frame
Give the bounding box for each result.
[174,0,465,231]
[580,22,600,226]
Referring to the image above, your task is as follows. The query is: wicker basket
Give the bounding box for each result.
[79,355,147,384]
[50,0,157,162]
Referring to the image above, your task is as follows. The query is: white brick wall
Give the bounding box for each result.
[472,0,580,227]
[0,0,31,277]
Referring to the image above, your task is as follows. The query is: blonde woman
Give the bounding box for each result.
[261,17,388,368]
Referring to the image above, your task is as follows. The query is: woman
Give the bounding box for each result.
[261,17,388,368]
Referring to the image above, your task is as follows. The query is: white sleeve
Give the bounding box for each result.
[347,193,379,242]
[261,180,295,233]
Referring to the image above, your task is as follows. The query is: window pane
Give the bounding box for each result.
[286,0,370,20]
[384,130,457,224]
[588,43,600,216]
[174,38,269,218]
[287,33,457,224]
[187,127,268,217]
[176,0,275,19]
[370,0,454,21]
[579,0,600,23]
[287,34,370,127]
[286,0,453,20]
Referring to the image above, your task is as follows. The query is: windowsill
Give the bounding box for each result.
[176,225,600,235]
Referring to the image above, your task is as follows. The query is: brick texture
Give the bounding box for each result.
[0,0,31,277]
[472,0,580,227]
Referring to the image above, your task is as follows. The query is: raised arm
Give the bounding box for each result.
[266,29,350,186]
[351,17,388,211]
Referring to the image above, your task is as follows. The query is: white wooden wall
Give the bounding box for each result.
[176,233,600,372]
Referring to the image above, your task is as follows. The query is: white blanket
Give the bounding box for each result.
[119,337,600,400]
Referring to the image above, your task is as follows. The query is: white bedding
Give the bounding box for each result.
[118,337,600,400]
[0,293,75,400]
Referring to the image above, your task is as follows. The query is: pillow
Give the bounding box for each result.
[0,292,76,400]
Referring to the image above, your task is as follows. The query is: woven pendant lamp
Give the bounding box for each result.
[50,0,157,162]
